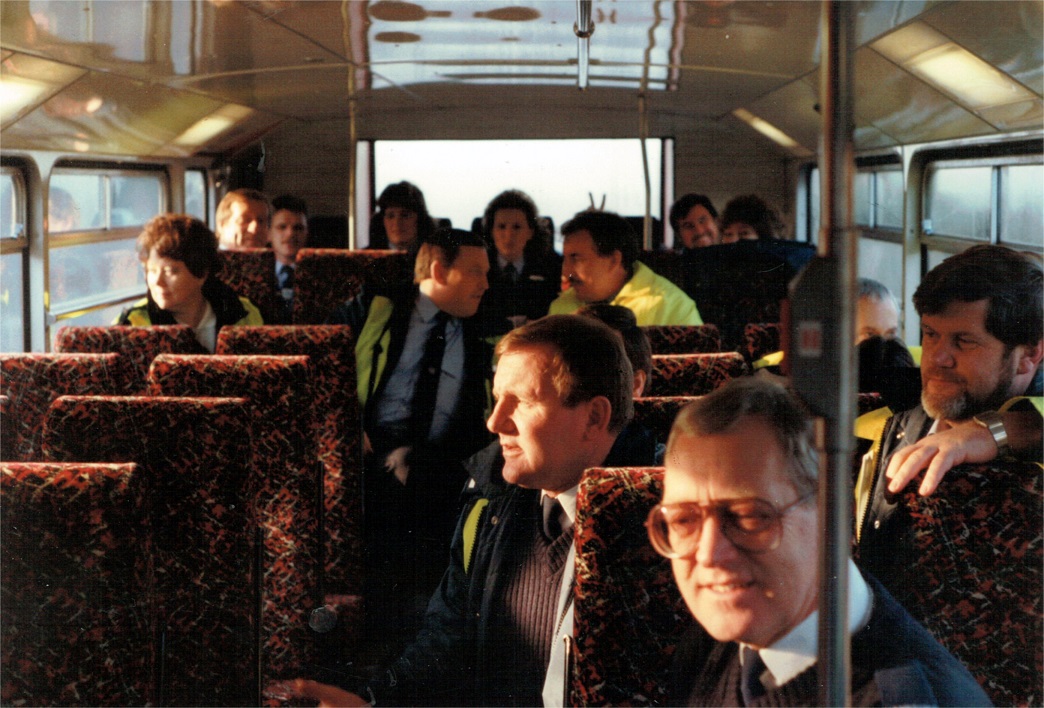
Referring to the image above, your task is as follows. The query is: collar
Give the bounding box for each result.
[416,291,449,324]
[542,485,578,527]
[497,254,525,273]
[746,559,873,688]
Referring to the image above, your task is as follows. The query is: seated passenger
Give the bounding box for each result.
[720,194,783,243]
[270,195,309,320]
[669,193,720,251]
[475,189,562,336]
[277,315,656,707]
[856,277,900,344]
[857,245,1042,570]
[549,210,702,326]
[653,378,989,706]
[118,214,263,351]
[367,181,435,253]
[216,188,271,249]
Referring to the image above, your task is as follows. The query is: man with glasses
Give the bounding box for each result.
[649,378,986,706]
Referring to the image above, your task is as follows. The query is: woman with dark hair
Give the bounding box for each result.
[475,189,561,337]
[117,214,263,351]
[720,194,784,243]
[368,181,436,251]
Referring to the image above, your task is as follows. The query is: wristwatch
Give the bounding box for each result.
[973,410,1010,458]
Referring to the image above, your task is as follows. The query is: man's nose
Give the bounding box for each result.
[693,513,739,566]
[928,340,956,367]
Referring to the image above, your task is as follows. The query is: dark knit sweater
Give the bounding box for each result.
[488,495,571,706]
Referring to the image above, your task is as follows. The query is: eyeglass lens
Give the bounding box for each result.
[647,497,798,556]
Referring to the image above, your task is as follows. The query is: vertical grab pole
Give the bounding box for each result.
[820,2,856,704]
[789,1,857,705]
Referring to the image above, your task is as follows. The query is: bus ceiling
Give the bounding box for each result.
[0,1,1041,158]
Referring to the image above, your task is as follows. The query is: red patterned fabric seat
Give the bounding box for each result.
[1,461,153,706]
[641,324,721,354]
[740,322,782,365]
[53,325,204,393]
[292,248,412,324]
[0,352,131,461]
[878,461,1043,706]
[647,352,749,397]
[633,396,701,448]
[572,466,693,706]
[41,395,256,706]
[146,354,319,684]
[217,325,363,596]
[216,248,288,325]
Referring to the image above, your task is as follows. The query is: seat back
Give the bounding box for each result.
[217,325,363,595]
[641,324,721,354]
[216,248,289,324]
[0,352,130,460]
[679,242,804,348]
[572,466,692,706]
[1,461,153,706]
[41,395,256,706]
[146,353,319,684]
[632,396,700,449]
[740,322,782,365]
[883,461,1043,706]
[53,325,204,392]
[292,248,412,324]
[648,352,748,397]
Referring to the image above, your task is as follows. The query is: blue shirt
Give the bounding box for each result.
[375,292,465,441]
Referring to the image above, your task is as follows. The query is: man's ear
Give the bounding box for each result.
[584,396,613,437]
[430,257,448,285]
[1015,339,1044,375]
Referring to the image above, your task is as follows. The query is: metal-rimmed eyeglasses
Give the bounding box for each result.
[645,492,814,557]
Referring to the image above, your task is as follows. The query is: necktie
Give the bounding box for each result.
[410,311,450,441]
[279,264,295,291]
[541,495,570,540]
[504,263,518,284]
[740,646,767,705]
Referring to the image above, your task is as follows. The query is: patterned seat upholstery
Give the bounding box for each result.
[633,396,701,449]
[292,248,412,324]
[572,466,693,706]
[146,354,319,684]
[1,461,153,706]
[880,461,1043,706]
[641,324,721,354]
[740,322,782,365]
[217,325,363,596]
[53,325,204,393]
[216,248,288,325]
[0,352,131,461]
[41,395,256,706]
[648,352,748,397]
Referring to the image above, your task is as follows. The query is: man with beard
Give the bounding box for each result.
[856,245,1042,583]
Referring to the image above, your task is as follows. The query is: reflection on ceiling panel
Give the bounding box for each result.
[364,1,677,91]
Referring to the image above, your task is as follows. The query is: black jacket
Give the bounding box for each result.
[362,423,657,706]
[475,244,562,337]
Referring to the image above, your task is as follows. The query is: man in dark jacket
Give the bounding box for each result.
[280,314,657,706]
[329,228,494,616]
[655,378,989,706]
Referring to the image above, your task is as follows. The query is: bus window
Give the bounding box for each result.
[1,166,26,352]
[185,169,208,223]
[999,164,1044,248]
[924,164,992,240]
[47,168,164,323]
[373,139,664,251]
